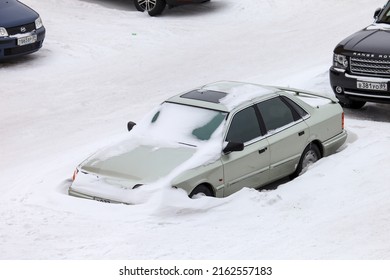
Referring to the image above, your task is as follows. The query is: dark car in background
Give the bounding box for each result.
[134,0,210,16]
[329,1,390,109]
[0,0,45,60]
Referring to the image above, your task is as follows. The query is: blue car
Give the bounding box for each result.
[0,0,45,60]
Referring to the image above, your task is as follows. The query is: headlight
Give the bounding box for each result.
[35,17,43,29]
[333,54,349,69]
[0,27,8,37]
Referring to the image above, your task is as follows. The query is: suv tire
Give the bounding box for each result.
[339,99,366,109]
[134,0,167,16]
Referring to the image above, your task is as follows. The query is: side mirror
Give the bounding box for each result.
[374,8,382,19]
[223,142,244,154]
[127,121,136,131]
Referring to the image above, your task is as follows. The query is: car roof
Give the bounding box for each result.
[166,81,279,112]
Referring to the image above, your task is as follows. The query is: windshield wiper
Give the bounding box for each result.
[178,142,197,147]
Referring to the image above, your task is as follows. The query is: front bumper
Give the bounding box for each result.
[329,67,390,104]
[68,187,129,205]
[0,27,46,59]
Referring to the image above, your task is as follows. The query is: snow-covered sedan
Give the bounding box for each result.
[69,81,347,204]
[0,0,45,60]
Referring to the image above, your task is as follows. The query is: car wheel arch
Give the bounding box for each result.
[311,140,323,158]
[189,183,215,198]
[290,141,322,179]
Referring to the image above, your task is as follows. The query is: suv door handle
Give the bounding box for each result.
[258,147,268,154]
[298,131,305,136]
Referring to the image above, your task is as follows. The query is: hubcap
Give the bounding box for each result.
[302,149,318,172]
[138,0,157,11]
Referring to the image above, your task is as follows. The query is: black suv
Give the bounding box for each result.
[330,1,390,109]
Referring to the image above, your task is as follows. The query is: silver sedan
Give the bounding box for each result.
[69,81,347,204]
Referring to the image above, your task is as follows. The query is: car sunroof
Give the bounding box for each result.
[180,90,227,103]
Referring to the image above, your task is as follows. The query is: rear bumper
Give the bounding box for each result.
[329,67,390,104]
[0,27,45,59]
[322,129,348,157]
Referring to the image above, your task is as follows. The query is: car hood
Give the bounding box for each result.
[335,24,390,54]
[0,0,38,27]
[79,144,197,186]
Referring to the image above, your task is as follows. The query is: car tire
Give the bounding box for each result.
[134,0,167,16]
[291,143,321,179]
[339,99,366,109]
[189,184,213,198]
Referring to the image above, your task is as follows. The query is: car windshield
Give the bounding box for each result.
[377,4,390,23]
[136,102,227,147]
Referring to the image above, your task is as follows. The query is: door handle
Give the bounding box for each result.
[298,131,305,136]
[258,147,268,154]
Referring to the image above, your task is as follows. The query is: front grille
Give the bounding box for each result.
[350,57,390,78]
[4,42,41,56]
[6,22,36,36]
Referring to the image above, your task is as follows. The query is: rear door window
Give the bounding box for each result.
[257,97,295,133]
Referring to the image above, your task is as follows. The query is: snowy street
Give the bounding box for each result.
[1,0,390,259]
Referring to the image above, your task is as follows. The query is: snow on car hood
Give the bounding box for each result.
[72,136,224,204]
[71,142,196,204]
[80,144,196,184]
[71,101,226,204]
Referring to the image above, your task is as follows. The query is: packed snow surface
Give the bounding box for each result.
[1,0,390,259]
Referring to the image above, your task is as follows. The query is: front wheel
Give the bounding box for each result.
[291,144,321,179]
[134,0,167,16]
[189,184,213,198]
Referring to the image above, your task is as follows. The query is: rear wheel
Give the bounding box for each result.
[189,184,213,198]
[291,143,321,179]
[134,0,166,16]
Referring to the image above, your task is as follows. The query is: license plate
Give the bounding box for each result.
[357,81,388,91]
[17,34,37,46]
[94,197,111,203]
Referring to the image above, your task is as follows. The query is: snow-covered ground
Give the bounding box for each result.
[1,0,390,259]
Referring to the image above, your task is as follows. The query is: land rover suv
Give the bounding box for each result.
[329,1,390,109]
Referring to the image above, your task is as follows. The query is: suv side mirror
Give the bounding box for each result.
[127,121,136,131]
[223,142,244,154]
[374,8,382,19]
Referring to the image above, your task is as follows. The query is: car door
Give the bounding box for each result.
[221,105,270,196]
[256,96,310,181]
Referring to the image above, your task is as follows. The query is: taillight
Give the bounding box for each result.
[342,112,345,129]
